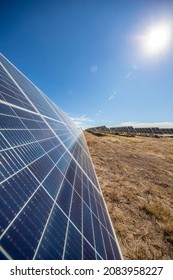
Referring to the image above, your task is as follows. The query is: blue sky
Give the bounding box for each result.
[1,0,173,128]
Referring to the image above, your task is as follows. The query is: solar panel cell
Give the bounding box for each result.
[83,239,96,260]
[64,222,82,260]
[83,204,95,247]
[56,179,73,216]
[35,205,68,260]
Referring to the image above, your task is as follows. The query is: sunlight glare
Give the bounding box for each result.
[143,23,172,56]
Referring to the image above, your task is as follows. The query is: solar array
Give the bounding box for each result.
[87,126,173,135]
[0,54,122,260]
[86,126,109,132]
[110,126,135,133]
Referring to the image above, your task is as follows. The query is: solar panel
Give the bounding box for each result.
[0,53,122,260]
[160,128,173,134]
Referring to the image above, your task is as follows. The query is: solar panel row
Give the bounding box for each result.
[0,54,122,260]
[87,126,173,134]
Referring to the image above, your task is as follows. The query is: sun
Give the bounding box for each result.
[142,23,172,56]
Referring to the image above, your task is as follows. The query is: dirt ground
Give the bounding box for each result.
[84,131,173,259]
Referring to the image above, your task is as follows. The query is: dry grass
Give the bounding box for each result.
[85,131,173,259]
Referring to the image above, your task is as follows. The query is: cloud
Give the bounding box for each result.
[90,64,98,74]
[119,121,173,128]
[108,91,116,101]
[70,114,95,128]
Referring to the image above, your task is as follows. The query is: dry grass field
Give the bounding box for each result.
[84,131,173,259]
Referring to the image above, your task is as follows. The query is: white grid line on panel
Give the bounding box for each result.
[62,164,77,260]
[4,131,115,252]
[1,131,105,259]
[0,65,94,195]
[0,135,60,185]
[33,85,93,160]
[40,186,104,260]
[0,88,34,109]
[1,103,77,187]
[83,132,123,259]
[33,152,73,259]
[1,126,93,260]
[0,181,42,240]
[0,135,56,152]
[1,64,100,196]
[0,138,68,241]
[0,56,122,259]
[0,99,68,124]
[0,245,13,260]
[87,182,97,259]
[97,194,116,259]
[0,128,52,131]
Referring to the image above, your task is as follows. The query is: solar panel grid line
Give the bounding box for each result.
[0,65,38,112]
[62,163,79,259]
[81,129,123,259]
[0,133,61,185]
[0,54,122,259]
[0,105,100,199]
[93,174,123,259]
[0,86,34,110]
[63,164,101,259]
[93,215,107,259]
[1,62,62,124]
[76,202,107,258]
[39,158,115,249]
[0,110,46,129]
[84,188,111,257]
[34,112,102,196]
[0,139,66,218]
[66,164,86,259]
[53,123,91,162]
[0,135,56,153]
[0,67,37,113]
[37,88,71,126]
[0,55,63,120]
[0,245,12,260]
[87,181,98,259]
[1,150,20,179]
[1,143,64,198]
[32,161,72,259]
[0,179,42,243]
[0,146,70,258]
[37,89,92,158]
[42,179,104,260]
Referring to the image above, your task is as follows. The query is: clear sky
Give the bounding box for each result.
[1,0,173,128]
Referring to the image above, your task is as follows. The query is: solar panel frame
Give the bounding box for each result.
[0,54,122,260]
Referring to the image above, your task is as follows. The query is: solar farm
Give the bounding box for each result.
[86,126,173,136]
[0,53,172,260]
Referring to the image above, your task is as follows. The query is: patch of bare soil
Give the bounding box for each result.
[84,131,173,259]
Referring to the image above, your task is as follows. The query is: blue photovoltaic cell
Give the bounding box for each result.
[35,205,68,260]
[83,239,96,260]
[64,222,82,260]
[56,179,73,216]
[1,188,53,260]
[0,53,122,260]
[70,191,82,231]
[42,166,63,199]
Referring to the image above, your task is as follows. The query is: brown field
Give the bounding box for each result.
[84,131,173,259]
